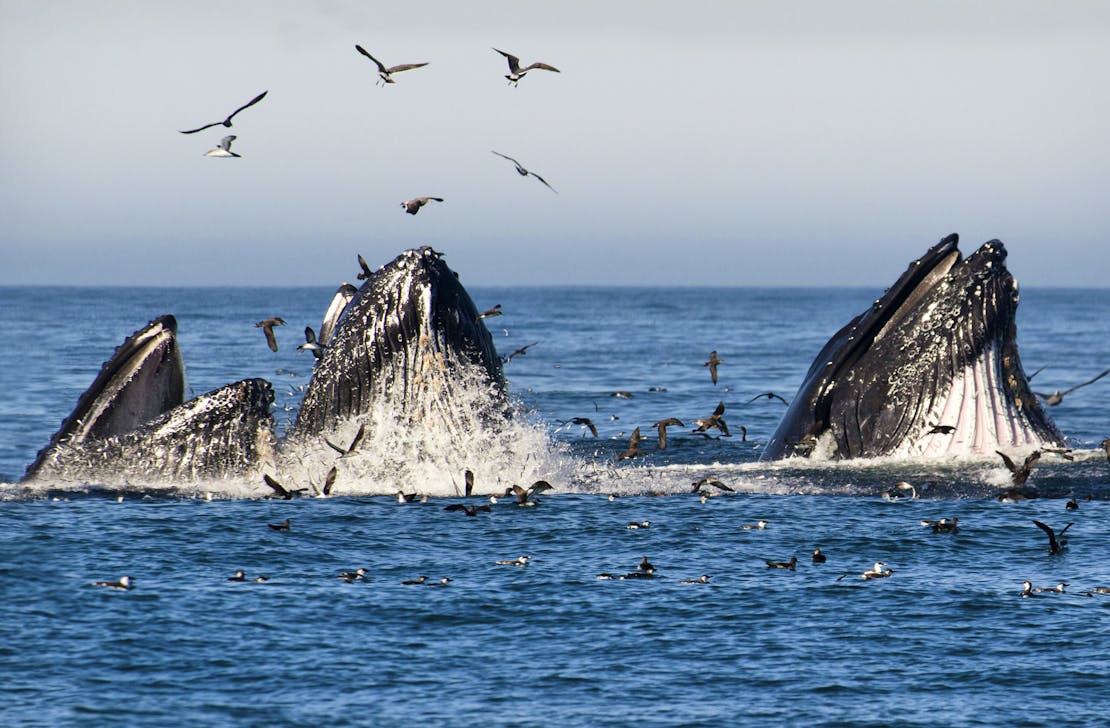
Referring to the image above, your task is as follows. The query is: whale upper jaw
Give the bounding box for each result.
[288,246,506,442]
[762,234,1065,461]
[22,315,186,480]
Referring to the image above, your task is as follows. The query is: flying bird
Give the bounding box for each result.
[507,481,553,507]
[652,418,684,450]
[504,342,537,362]
[299,326,324,359]
[692,477,733,494]
[703,351,724,385]
[354,45,428,85]
[203,135,241,158]
[179,90,268,134]
[744,392,789,406]
[401,197,444,215]
[444,503,492,517]
[324,424,365,458]
[262,474,298,500]
[1032,519,1073,555]
[491,151,557,193]
[693,401,730,437]
[562,417,598,438]
[1033,368,1110,406]
[996,450,1041,487]
[617,428,646,461]
[492,48,560,86]
[356,254,374,280]
[478,304,503,320]
[255,317,286,352]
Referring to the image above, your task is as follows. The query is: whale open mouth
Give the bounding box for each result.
[762,234,1064,460]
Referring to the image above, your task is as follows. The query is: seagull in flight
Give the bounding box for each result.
[1033,368,1110,406]
[491,151,557,193]
[492,48,560,86]
[179,90,268,134]
[401,197,443,215]
[355,45,428,85]
[203,135,241,158]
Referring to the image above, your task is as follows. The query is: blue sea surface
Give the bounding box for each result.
[0,283,1108,726]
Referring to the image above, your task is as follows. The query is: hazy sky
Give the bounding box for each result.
[2,1,1108,286]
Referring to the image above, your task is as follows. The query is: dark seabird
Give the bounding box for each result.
[617,427,645,460]
[679,575,712,584]
[620,569,655,580]
[564,417,598,438]
[478,304,503,320]
[1033,368,1110,406]
[927,424,957,435]
[255,317,286,352]
[298,326,324,359]
[92,575,134,590]
[693,401,731,437]
[638,556,655,572]
[997,488,1035,503]
[703,351,724,385]
[252,575,270,583]
[318,283,358,347]
[338,568,367,583]
[204,135,241,158]
[263,474,296,500]
[861,563,894,580]
[401,197,443,215]
[597,573,616,580]
[1042,447,1075,461]
[495,555,531,567]
[504,342,537,362]
[652,418,684,450]
[396,491,420,504]
[920,517,959,534]
[426,577,453,587]
[997,450,1041,486]
[491,151,557,193]
[492,48,560,86]
[611,391,634,399]
[740,520,769,530]
[1065,498,1079,511]
[1020,580,1035,597]
[509,481,553,507]
[883,482,919,500]
[228,570,247,582]
[744,392,789,406]
[311,466,338,498]
[357,254,373,280]
[627,520,650,530]
[766,556,797,570]
[692,477,733,494]
[179,90,268,134]
[812,548,827,563]
[402,576,428,585]
[325,424,366,458]
[464,469,475,497]
[354,45,428,85]
[268,518,291,532]
[444,503,492,517]
[1032,582,1069,594]
[1032,519,1072,555]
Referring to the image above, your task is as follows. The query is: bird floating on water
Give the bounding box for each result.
[1032,519,1072,555]
[92,575,134,590]
[179,90,268,134]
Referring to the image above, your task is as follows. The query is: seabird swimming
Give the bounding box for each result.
[478,304,503,320]
[611,391,634,399]
[268,518,291,532]
[1031,582,1069,594]
[920,517,959,534]
[338,568,368,583]
[1032,519,1072,555]
[652,418,684,450]
[92,575,134,590]
[703,351,724,385]
[693,401,731,438]
[400,197,443,215]
[255,317,286,352]
[203,135,241,158]
[492,48,560,86]
[882,482,919,500]
[679,575,712,584]
[1033,368,1109,406]
[228,570,247,582]
[503,342,537,362]
[495,555,531,567]
[426,577,453,587]
[444,503,492,517]
[1065,498,1079,511]
[179,90,268,134]
[263,474,297,500]
[490,151,557,193]
[997,450,1041,487]
[508,481,553,507]
[627,520,650,530]
[740,520,769,530]
[401,576,428,585]
[766,556,797,570]
[860,562,893,580]
[354,45,428,85]
[812,548,827,563]
[252,575,269,583]
[617,427,645,461]
[1020,580,1035,597]
[743,392,789,406]
[638,556,654,572]
[396,491,420,504]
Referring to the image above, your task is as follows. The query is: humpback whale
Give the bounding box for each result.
[21,247,508,490]
[762,234,1065,460]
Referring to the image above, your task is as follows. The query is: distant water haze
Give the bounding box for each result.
[2,1,1109,287]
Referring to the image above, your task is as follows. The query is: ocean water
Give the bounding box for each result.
[0,281,1108,726]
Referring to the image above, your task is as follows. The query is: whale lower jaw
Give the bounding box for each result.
[882,340,1064,458]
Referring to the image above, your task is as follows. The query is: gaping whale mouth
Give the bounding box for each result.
[23,315,186,479]
[762,234,1064,460]
[289,246,506,441]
